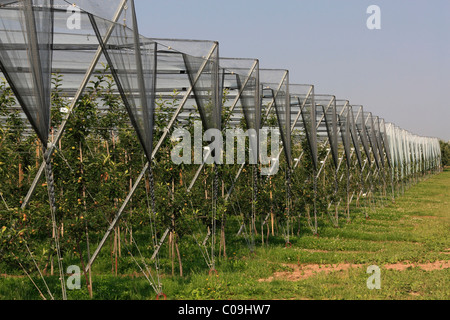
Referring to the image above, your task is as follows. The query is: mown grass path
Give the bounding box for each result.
[246,169,449,300]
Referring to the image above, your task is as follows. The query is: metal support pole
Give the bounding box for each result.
[150,228,170,261]
[43,146,67,300]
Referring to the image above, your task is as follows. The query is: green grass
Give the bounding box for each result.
[1,169,449,300]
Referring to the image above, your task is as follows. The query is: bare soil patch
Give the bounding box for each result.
[297,248,375,254]
[383,260,450,271]
[259,263,362,282]
[410,215,444,220]
[0,274,25,279]
[259,260,450,282]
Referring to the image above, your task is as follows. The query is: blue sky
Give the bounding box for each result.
[135,0,450,141]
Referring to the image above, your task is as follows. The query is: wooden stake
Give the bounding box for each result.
[175,236,183,277]
[18,162,23,188]
[36,140,40,169]
[114,228,118,276]
[170,231,175,277]
[118,227,121,258]
[270,177,274,236]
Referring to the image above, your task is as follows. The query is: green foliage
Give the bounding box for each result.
[439,140,450,167]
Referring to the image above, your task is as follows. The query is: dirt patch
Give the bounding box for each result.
[299,249,330,253]
[298,248,375,254]
[410,215,443,220]
[0,274,26,279]
[409,291,422,297]
[259,260,450,282]
[384,260,450,271]
[259,263,362,282]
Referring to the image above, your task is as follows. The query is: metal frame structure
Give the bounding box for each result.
[0,0,442,300]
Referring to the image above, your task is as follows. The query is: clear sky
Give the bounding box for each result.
[135,0,450,141]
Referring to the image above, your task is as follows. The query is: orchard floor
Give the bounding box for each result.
[1,169,449,300]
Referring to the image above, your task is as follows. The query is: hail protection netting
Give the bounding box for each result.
[299,88,317,170]
[404,130,411,175]
[235,63,260,160]
[386,123,397,169]
[365,112,381,169]
[0,0,53,145]
[151,38,223,133]
[289,84,313,137]
[220,58,260,162]
[260,69,291,166]
[319,95,339,170]
[412,138,418,172]
[379,119,392,168]
[398,128,405,175]
[349,106,363,169]
[89,10,156,163]
[398,128,406,178]
[274,73,290,166]
[51,8,110,97]
[355,106,372,166]
[374,116,385,168]
[337,101,352,169]
[182,43,221,131]
[0,0,19,6]
[415,138,421,172]
[60,0,129,22]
